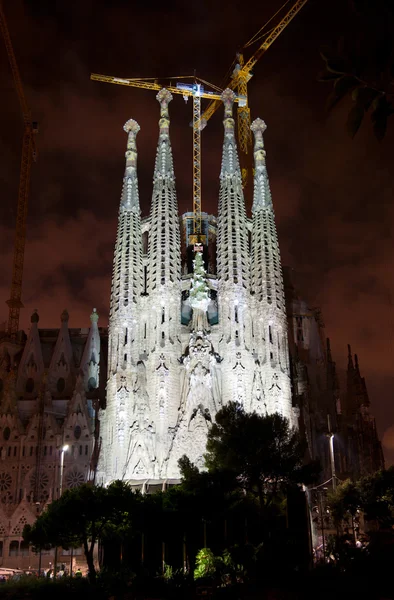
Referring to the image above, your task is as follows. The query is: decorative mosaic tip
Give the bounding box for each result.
[123,119,140,135]
[251,118,267,136]
[221,88,236,116]
[156,88,173,106]
[90,307,99,324]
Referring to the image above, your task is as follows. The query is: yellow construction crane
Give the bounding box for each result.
[90,73,243,242]
[0,1,38,338]
[200,0,308,181]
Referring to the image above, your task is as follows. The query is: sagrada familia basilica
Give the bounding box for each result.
[0,89,384,568]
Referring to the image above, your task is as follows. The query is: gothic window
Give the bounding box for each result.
[0,380,3,394]
[20,541,29,556]
[3,427,10,441]
[9,541,18,557]
[25,378,34,394]
[65,469,85,489]
[74,426,82,440]
[0,541,3,558]
[30,471,49,495]
[57,378,66,393]
[0,473,12,491]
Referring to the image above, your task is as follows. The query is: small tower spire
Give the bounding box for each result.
[147,89,181,295]
[347,344,354,370]
[249,117,293,423]
[217,88,249,288]
[99,117,144,484]
[216,89,251,406]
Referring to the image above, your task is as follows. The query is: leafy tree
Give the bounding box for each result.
[24,481,135,583]
[204,402,317,513]
[328,479,361,527]
[318,0,394,139]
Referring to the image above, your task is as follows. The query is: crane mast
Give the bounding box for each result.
[200,0,308,156]
[0,1,38,338]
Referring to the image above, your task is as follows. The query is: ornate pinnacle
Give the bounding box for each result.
[156,88,173,118]
[251,118,267,168]
[123,119,140,135]
[123,119,140,170]
[221,89,236,117]
[90,307,99,324]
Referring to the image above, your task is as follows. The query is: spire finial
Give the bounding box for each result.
[251,117,267,166]
[31,309,39,324]
[156,88,173,132]
[61,309,69,324]
[221,88,236,117]
[347,344,354,369]
[250,117,272,212]
[90,308,99,324]
[123,119,140,172]
[221,89,236,134]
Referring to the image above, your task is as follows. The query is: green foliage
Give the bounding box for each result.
[204,402,316,511]
[329,467,394,530]
[193,547,244,585]
[23,481,137,583]
[318,1,394,139]
[194,548,217,580]
[328,479,361,526]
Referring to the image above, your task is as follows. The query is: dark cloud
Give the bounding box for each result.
[1,0,393,460]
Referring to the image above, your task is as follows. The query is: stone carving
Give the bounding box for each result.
[126,361,156,478]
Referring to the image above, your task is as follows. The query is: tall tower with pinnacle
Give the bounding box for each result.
[216,89,254,407]
[249,117,293,424]
[99,89,295,486]
[99,118,144,483]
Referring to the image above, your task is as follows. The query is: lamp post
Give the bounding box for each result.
[327,415,336,491]
[59,445,69,497]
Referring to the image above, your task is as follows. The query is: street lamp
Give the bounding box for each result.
[327,415,336,491]
[59,445,69,497]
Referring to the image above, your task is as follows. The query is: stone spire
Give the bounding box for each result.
[216,89,252,406]
[249,117,293,423]
[147,89,181,296]
[108,119,143,372]
[250,118,285,310]
[142,89,182,480]
[98,118,144,484]
[216,89,249,289]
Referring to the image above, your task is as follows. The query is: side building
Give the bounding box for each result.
[0,309,106,569]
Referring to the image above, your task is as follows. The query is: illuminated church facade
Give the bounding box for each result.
[0,89,383,567]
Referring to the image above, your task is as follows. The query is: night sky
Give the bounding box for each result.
[0,1,393,461]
